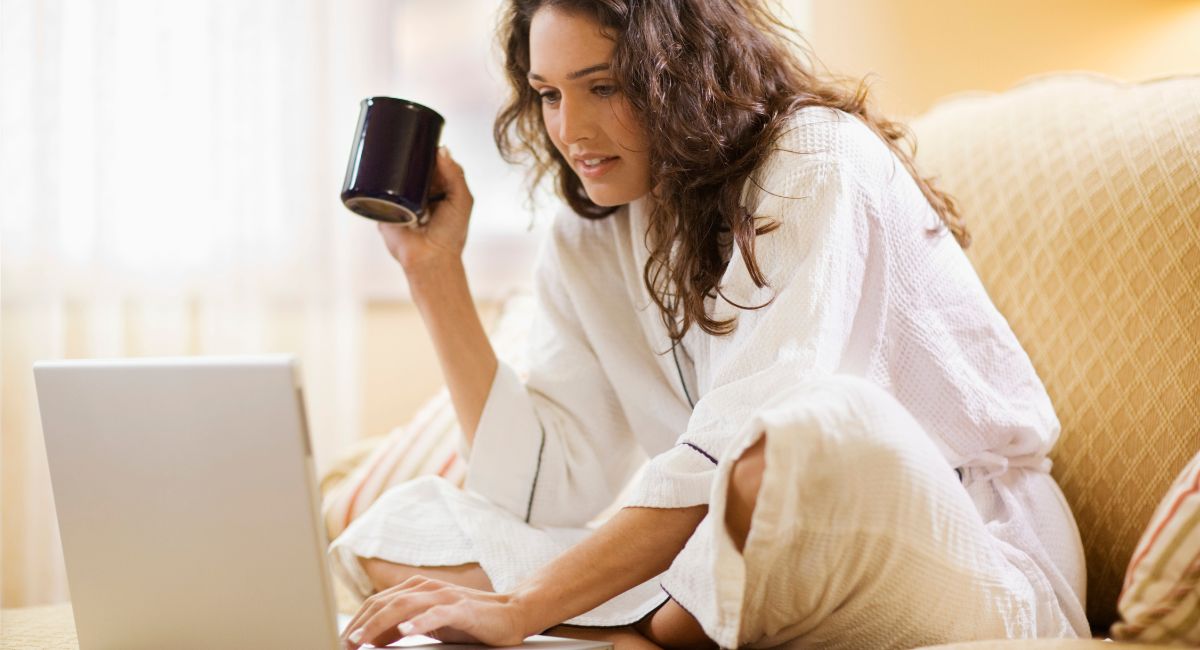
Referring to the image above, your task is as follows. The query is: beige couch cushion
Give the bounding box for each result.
[910,73,1200,632]
[0,605,78,649]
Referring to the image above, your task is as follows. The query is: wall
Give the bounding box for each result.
[807,0,1200,118]
[359,300,501,441]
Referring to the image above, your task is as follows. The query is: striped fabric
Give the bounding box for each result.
[320,292,536,541]
[321,389,468,540]
[1111,449,1200,644]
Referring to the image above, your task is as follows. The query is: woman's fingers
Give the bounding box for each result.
[364,624,403,649]
[405,604,466,640]
[426,148,473,237]
[341,576,431,648]
[357,595,432,646]
[373,147,472,270]
[408,600,527,646]
[347,586,454,649]
[340,593,386,647]
[342,576,529,649]
[432,147,473,213]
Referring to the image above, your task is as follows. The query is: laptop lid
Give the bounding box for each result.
[34,355,340,649]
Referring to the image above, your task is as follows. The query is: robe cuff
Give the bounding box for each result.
[621,443,715,509]
[463,362,545,522]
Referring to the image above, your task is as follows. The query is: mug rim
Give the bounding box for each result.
[361,96,445,124]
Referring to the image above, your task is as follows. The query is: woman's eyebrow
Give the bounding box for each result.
[528,63,610,82]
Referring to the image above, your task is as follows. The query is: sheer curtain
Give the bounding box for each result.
[0,0,540,608]
[0,0,810,608]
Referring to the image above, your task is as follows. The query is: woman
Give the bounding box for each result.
[334,1,1089,647]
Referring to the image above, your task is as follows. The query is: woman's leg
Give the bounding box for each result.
[634,600,716,649]
[699,375,1062,648]
[723,436,765,553]
[358,558,494,593]
[625,438,765,650]
[548,624,665,650]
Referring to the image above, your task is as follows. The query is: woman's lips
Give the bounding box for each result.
[576,156,619,179]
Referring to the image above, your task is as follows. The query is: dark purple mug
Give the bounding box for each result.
[340,97,445,226]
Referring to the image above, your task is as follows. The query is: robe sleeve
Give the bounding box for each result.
[463,219,645,528]
[624,124,886,510]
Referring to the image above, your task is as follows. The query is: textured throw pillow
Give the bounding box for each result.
[320,389,468,540]
[1111,449,1200,644]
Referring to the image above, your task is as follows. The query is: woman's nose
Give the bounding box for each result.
[557,98,595,144]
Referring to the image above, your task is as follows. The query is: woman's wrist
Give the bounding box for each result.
[507,581,558,637]
[404,256,468,300]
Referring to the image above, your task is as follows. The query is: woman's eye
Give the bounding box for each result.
[538,90,561,105]
[592,84,616,98]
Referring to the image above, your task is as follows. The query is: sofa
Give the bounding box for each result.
[909,72,1199,645]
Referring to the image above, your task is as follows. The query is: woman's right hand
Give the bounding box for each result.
[377,147,474,274]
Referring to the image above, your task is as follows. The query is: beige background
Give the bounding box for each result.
[4,0,1200,609]
[808,0,1200,118]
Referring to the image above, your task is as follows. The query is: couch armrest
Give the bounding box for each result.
[918,639,1171,649]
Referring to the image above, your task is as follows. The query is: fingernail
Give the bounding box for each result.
[439,145,451,158]
[399,621,415,635]
[348,629,363,643]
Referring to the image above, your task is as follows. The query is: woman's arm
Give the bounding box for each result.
[342,504,707,648]
[380,150,647,528]
[376,148,497,444]
[512,504,707,632]
[404,259,496,443]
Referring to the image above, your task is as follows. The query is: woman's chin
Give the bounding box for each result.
[582,183,650,208]
[587,194,624,207]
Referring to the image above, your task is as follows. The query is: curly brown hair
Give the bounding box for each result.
[494,0,969,342]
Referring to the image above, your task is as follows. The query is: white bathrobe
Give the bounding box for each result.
[329,107,1090,647]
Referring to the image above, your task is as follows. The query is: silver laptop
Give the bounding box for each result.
[34,356,611,650]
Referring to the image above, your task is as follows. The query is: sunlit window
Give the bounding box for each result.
[362,0,555,299]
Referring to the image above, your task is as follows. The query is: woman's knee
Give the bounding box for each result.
[766,376,938,473]
[633,599,715,649]
[548,624,665,650]
[744,377,960,539]
[724,435,766,553]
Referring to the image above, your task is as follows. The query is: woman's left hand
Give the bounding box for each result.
[340,577,531,649]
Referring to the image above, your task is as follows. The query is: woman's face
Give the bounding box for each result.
[527,7,652,206]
